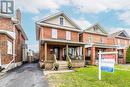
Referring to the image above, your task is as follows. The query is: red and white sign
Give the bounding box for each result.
[98,51,117,80]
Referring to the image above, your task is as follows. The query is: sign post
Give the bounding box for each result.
[98,51,117,80]
[98,51,101,80]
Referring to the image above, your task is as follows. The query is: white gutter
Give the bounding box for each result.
[37,22,82,32]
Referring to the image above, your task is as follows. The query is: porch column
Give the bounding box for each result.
[44,42,47,61]
[66,44,68,57]
[115,48,118,64]
[39,43,42,61]
[91,46,95,65]
[82,45,85,62]
[60,47,63,61]
[123,49,126,64]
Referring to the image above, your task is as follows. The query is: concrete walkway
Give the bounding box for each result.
[0,63,48,87]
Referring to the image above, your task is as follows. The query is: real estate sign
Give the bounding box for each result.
[101,54,115,72]
[98,51,117,80]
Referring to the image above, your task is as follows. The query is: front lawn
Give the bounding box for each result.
[47,66,130,87]
[115,64,130,70]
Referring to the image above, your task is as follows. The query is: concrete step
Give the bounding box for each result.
[57,61,68,70]
[58,61,68,64]
[59,66,68,69]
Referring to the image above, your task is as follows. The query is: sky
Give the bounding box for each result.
[14,0,130,52]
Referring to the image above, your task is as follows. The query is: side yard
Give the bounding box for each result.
[46,66,130,87]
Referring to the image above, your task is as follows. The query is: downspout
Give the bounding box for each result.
[13,24,16,67]
[13,34,16,67]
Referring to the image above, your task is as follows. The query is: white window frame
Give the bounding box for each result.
[52,28,57,39]
[88,35,93,43]
[7,41,13,55]
[59,17,64,26]
[118,39,120,45]
[100,37,104,43]
[125,40,127,45]
[66,31,71,40]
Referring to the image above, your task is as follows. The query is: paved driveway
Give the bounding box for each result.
[0,63,48,87]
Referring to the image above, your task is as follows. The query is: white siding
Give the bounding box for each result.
[44,16,75,28]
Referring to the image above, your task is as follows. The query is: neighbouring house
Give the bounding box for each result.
[36,12,85,70]
[110,30,130,64]
[81,24,130,65]
[22,44,28,63]
[27,49,34,63]
[0,9,28,71]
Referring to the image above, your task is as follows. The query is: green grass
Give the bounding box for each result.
[115,65,130,70]
[47,66,130,87]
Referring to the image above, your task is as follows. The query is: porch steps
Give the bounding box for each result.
[57,61,68,70]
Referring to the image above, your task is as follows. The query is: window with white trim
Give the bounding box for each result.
[100,37,104,43]
[52,28,57,38]
[66,31,71,40]
[60,17,64,26]
[88,35,93,43]
[7,41,13,55]
[125,40,127,45]
[118,39,120,45]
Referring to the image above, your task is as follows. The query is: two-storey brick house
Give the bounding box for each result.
[36,12,85,70]
[110,30,130,64]
[81,24,130,65]
[0,9,28,71]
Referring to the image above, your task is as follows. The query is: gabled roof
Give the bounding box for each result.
[37,12,81,30]
[110,30,130,39]
[83,23,108,35]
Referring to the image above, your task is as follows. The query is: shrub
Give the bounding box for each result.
[53,63,59,71]
[68,61,72,70]
[126,46,130,63]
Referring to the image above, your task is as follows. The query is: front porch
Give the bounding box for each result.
[85,43,118,65]
[39,40,85,70]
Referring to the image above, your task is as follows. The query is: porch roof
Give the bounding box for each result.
[94,43,118,48]
[40,39,85,46]
[85,43,118,48]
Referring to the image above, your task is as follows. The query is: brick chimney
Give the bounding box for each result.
[16,9,21,23]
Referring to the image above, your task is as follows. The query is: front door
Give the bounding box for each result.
[54,47,60,60]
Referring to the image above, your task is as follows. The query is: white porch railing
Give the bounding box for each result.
[4,58,15,70]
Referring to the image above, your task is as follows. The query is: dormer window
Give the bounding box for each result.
[60,17,64,26]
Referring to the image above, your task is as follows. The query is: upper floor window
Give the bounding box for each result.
[66,31,71,40]
[52,28,57,39]
[88,35,93,43]
[118,39,120,45]
[60,17,64,26]
[125,40,127,45]
[100,37,104,43]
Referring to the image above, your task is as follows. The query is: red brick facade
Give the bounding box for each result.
[81,30,130,64]
[15,26,26,62]
[37,12,130,68]
[39,26,79,42]
[0,11,27,66]
[0,34,13,64]
[0,18,13,32]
